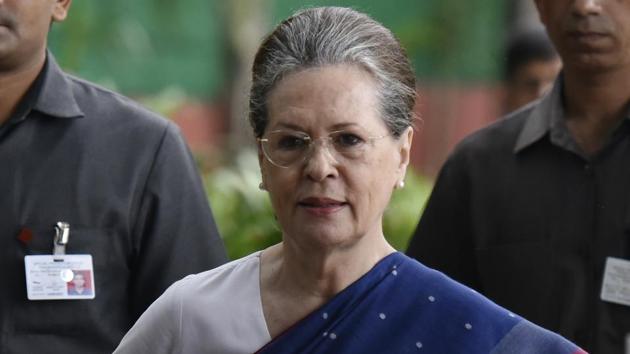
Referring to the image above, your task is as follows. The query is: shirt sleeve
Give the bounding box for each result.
[113,280,183,354]
[405,150,482,289]
[128,122,228,320]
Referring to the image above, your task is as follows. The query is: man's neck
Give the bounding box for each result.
[0,51,47,125]
[562,65,630,155]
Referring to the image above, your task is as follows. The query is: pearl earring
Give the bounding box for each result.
[396,180,405,189]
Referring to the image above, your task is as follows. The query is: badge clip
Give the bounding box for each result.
[53,222,70,259]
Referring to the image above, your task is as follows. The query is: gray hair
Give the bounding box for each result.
[249,6,416,138]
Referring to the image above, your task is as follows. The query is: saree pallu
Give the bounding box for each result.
[257,252,586,354]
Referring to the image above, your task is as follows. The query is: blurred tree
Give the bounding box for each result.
[49,0,228,97]
[50,0,505,98]
[226,0,273,156]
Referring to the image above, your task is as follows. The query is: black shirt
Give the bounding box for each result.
[1,53,228,353]
[407,77,630,353]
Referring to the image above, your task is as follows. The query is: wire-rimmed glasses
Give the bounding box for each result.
[258,129,388,168]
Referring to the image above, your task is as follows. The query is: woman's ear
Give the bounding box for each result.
[258,142,268,191]
[397,127,413,177]
[52,0,72,22]
[258,141,265,167]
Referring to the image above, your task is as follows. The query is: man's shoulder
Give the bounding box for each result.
[64,73,168,130]
[455,105,533,157]
[443,104,538,170]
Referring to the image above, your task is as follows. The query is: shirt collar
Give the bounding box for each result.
[33,50,84,119]
[514,75,564,153]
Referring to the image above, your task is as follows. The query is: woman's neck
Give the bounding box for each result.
[262,231,394,300]
[259,233,395,337]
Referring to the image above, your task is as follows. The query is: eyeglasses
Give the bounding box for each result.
[258,129,388,168]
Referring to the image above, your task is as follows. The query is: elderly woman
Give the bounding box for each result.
[114,7,585,354]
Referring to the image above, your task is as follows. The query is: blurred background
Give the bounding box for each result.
[49,0,544,259]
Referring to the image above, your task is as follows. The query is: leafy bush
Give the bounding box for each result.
[383,171,432,250]
[205,151,281,260]
[205,149,432,259]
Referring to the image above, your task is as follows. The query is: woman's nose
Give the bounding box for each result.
[303,139,339,181]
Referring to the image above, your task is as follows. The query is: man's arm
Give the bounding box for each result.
[406,152,481,289]
[129,122,228,319]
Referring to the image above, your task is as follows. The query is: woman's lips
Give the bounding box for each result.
[298,197,347,216]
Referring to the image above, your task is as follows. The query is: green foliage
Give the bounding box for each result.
[206,150,432,260]
[205,151,281,260]
[136,87,188,118]
[383,172,432,250]
[49,0,228,97]
[50,0,505,100]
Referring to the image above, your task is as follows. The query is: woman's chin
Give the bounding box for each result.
[285,225,360,250]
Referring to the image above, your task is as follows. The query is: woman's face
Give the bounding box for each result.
[260,64,412,251]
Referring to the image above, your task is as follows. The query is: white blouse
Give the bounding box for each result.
[114,251,271,354]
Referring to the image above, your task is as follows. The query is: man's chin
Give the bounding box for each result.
[567,52,622,73]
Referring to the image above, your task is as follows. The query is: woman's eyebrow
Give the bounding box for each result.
[272,122,304,131]
[330,123,360,130]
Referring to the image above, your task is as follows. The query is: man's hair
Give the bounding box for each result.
[249,6,416,138]
[505,29,558,81]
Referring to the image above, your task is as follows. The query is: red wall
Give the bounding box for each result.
[411,85,502,177]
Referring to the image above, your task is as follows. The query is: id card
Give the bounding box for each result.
[24,255,95,300]
[601,257,630,307]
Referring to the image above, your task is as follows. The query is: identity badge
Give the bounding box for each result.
[601,257,630,307]
[24,254,95,300]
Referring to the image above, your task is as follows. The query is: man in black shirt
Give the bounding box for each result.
[1,1,228,353]
[407,1,630,352]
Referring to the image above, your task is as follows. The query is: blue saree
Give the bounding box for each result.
[257,252,586,354]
